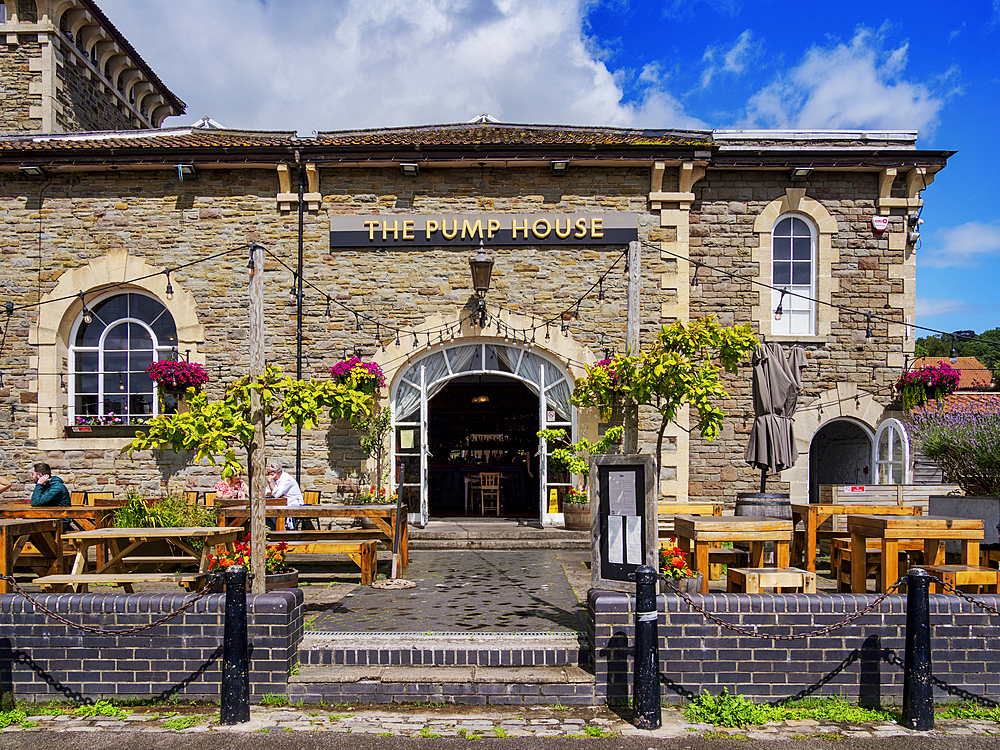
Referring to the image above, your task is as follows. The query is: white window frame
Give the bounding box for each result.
[873,418,910,485]
[771,213,817,336]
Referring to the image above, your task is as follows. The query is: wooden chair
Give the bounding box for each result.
[479,473,501,516]
[728,567,817,594]
[916,564,1000,595]
[70,491,86,507]
[184,490,199,507]
[85,491,115,506]
[303,490,321,505]
[203,491,217,507]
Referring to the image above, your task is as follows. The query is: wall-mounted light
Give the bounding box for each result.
[19,165,46,178]
[791,167,813,181]
[551,160,569,174]
[399,163,419,176]
[175,164,196,181]
[469,241,494,299]
[907,213,923,245]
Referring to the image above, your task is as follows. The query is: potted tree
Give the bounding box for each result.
[537,426,624,531]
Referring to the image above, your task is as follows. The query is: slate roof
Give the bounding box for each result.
[0,128,297,151]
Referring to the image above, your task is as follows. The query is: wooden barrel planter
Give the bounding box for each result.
[735,492,791,519]
[563,503,590,531]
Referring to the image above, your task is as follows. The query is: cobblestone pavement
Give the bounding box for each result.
[310,549,587,633]
[2,704,999,739]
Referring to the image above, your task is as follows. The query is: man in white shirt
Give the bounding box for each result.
[266,462,304,531]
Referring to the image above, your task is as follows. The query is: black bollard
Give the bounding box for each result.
[901,568,934,731]
[220,565,250,725]
[632,565,661,730]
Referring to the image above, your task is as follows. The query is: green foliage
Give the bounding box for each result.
[537,425,624,480]
[938,702,1000,722]
[492,727,510,738]
[583,726,613,737]
[419,727,442,738]
[259,693,288,706]
[916,329,1000,387]
[112,493,215,530]
[124,364,373,477]
[780,696,898,723]
[684,689,784,728]
[162,714,206,731]
[0,709,26,728]
[72,700,125,719]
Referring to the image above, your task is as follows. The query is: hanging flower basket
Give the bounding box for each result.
[330,357,385,396]
[895,362,961,412]
[146,359,210,392]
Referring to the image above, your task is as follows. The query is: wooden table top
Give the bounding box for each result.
[847,514,983,538]
[63,526,240,541]
[673,514,793,541]
[220,504,398,518]
[791,503,921,515]
[0,504,121,516]
[0,518,60,531]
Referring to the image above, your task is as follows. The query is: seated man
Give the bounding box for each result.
[30,462,70,507]
[265,462,305,531]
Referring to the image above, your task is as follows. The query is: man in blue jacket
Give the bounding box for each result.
[30,462,71,507]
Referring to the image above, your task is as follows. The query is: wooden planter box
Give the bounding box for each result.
[65,425,149,438]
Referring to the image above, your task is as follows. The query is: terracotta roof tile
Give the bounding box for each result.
[315,123,713,147]
[0,128,299,151]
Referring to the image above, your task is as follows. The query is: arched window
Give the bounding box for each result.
[771,215,816,336]
[874,418,909,485]
[69,293,178,425]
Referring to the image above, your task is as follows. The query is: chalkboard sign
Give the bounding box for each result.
[590,454,657,593]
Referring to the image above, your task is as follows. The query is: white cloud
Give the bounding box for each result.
[701,30,761,88]
[97,0,704,133]
[920,221,1000,268]
[742,27,948,132]
[916,298,973,318]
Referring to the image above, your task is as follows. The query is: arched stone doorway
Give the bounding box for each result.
[390,340,578,527]
[808,418,875,504]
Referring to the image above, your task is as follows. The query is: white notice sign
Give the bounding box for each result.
[626,515,642,564]
[609,471,635,516]
[607,515,624,564]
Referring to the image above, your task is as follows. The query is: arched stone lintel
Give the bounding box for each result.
[753,192,837,235]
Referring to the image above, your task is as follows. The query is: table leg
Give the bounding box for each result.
[750,542,764,568]
[0,526,11,594]
[775,541,790,568]
[924,539,945,567]
[695,542,710,593]
[962,539,980,568]
[399,515,408,569]
[851,532,867,593]
[881,539,899,593]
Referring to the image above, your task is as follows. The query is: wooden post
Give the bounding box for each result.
[248,242,266,594]
[624,240,641,454]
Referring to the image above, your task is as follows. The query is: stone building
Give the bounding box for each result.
[0,122,951,524]
[0,0,184,133]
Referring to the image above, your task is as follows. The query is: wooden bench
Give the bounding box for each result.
[982,548,1000,569]
[831,537,925,593]
[727,567,816,594]
[916,564,1000,595]
[272,533,377,585]
[33,572,207,593]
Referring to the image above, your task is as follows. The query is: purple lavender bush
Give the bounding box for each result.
[908,401,1000,496]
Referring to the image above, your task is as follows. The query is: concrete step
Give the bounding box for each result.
[295,632,595,705]
[409,521,589,550]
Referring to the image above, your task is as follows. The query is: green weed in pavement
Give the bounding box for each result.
[492,727,510,738]
[939,703,1000,722]
[72,700,125,719]
[0,710,26,728]
[583,726,612,737]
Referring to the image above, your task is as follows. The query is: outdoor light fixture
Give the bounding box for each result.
[773,288,787,321]
[399,162,419,176]
[865,314,873,341]
[951,335,958,364]
[175,164,196,181]
[78,292,92,324]
[19,165,46,177]
[551,160,569,174]
[471,395,490,404]
[164,270,174,300]
[469,240,494,299]
[790,167,813,180]
[907,214,923,244]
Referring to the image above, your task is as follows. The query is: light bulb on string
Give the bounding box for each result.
[545,324,550,341]
[865,314,873,342]
[164,270,174,301]
[598,278,604,301]
[773,289,786,321]
[395,331,401,347]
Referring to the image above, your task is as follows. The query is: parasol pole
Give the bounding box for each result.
[760,467,767,494]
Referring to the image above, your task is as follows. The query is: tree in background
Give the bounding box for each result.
[571,316,757,480]
[915,329,1000,389]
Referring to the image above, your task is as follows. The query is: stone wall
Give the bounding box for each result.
[55,54,134,133]
[0,36,41,132]
[0,589,303,702]
[590,589,1000,704]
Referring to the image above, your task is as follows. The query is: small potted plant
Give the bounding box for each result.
[330,356,386,397]
[537,425,623,530]
[659,542,702,595]
[563,487,591,531]
[207,534,295,590]
[146,359,210,393]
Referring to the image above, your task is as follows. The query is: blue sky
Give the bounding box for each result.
[100,0,1000,338]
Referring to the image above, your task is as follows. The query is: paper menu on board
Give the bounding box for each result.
[608,471,636,516]
[608,515,623,564]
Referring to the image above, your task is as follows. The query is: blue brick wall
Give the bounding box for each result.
[589,590,1000,705]
[0,589,303,703]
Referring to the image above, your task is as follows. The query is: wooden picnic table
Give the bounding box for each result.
[217,504,408,569]
[848,514,984,594]
[673,515,793,594]
[33,526,240,593]
[791,503,923,573]
[0,503,120,531]
[0,518,63,592]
